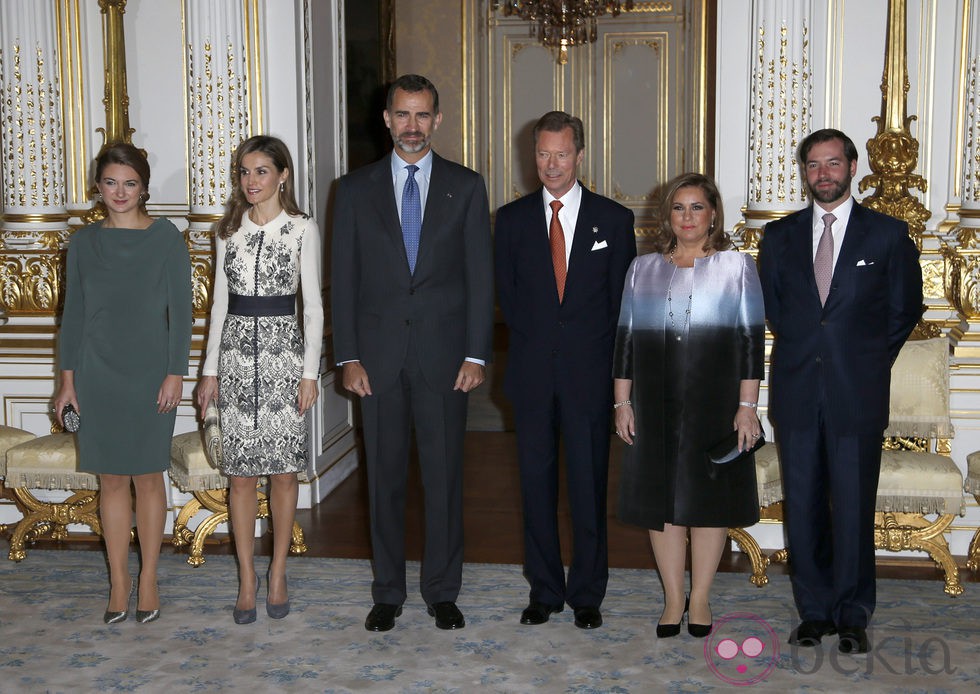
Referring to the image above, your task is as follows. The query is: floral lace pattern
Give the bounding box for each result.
[217,218,307,477]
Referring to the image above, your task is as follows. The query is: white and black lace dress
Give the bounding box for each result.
[202,211,323,477]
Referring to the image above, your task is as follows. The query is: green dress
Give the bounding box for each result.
[59,218,192,474]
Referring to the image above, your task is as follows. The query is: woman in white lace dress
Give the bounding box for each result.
[198,136,323,625]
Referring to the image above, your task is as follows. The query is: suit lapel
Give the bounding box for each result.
[373,155,404,255]
[565,185,596,303]
[415,153,448,272]
[790,207,820,303]
[826,202,870,308]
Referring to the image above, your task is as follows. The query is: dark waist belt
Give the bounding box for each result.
[227,293,296,316]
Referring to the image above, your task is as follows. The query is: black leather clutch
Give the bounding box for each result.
[62,404,80,433]
[706,429,764,466]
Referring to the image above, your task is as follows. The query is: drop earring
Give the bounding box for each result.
[279,182,284,193]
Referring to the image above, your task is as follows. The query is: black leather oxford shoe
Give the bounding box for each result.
[573,606,602,629]
[365,603,402,632]
[837,626,869,654]
[520,602,563,625]
[788,620,837,647]
[428,601,465,630]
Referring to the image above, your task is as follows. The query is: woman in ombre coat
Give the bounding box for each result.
[612,173,765,639]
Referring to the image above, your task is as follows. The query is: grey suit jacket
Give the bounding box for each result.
[331,152,494,394]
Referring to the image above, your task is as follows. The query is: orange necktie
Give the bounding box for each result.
[549,200,567,302]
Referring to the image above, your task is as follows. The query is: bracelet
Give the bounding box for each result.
[739,401,758,409]
[613,400,632,409]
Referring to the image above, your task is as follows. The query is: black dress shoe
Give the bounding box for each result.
[788,620,837,647]
[573,606,602,629]
[687,597,711,638]
[365,603,402,632]
[838,626,869,654]
[688,621,712,638]
[520,602,563,625]
[656,596,688,638]
[428,601,465,630]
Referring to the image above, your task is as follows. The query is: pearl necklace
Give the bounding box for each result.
[666,250,693,341]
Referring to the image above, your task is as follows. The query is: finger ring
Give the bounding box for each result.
[752,433,760,438]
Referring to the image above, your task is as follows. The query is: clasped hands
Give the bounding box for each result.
[342,360,485,397]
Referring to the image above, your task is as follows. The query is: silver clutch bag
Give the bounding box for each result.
[203,400,223,467]
[62,404,80,433]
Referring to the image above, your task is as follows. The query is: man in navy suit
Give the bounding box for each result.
[332,75,494,633]
[495,111,636,629]
[758,129,921,654]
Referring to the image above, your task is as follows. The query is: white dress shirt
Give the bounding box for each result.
[543,181,582,267]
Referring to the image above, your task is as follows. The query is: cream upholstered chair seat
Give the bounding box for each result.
[728,442,784,587]
[964,451,980,571]
[877,450,965,515]
[168,423,307,567]
[1,432,102,561]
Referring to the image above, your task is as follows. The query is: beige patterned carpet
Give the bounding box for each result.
[0,550,977,692]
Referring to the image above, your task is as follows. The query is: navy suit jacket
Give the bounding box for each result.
[495,184,636,413]
[331,152,494,394]
[758,202,922,435]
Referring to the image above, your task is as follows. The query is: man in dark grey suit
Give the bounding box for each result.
[331,74,494,632]
[759,128,921,654]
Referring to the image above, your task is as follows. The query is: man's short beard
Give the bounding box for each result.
[807,175,851,204]
[393,134,430,155]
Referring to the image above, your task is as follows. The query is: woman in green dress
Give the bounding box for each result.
[53,144,192,624]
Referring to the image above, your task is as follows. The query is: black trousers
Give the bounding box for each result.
[359,340,468,606]
[514,384,610,609]
[779,406,882,628]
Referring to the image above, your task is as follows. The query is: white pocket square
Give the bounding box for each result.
[856,259,874,266]
[591,240,608,251]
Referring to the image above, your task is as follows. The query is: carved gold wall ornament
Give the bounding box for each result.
[747,15,811,207]
[96,0,134,147]
[856,0,930,247]
[0,250,64,314]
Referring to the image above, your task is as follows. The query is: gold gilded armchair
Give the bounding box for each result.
[1,431,102,561]
[728,443,783,586]
[873,329,963,596]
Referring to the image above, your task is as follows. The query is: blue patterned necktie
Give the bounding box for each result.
[401,164,421,273]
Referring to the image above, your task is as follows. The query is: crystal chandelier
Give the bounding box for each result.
[493,1,635,64]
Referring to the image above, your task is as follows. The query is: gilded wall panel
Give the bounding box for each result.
[601,33,672,222]
[490,30,563,205]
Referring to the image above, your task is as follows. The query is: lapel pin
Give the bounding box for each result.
[593,226,599,234]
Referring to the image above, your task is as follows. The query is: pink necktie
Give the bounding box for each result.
[549,200,566,302]
[814,213,836,305]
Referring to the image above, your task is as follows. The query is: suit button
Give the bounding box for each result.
[815,356,822,363]
[409,288,415,295]
[405,320,411,326]
[552,349,559,356]
[558,321,565,328]
[820,320,827,326]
